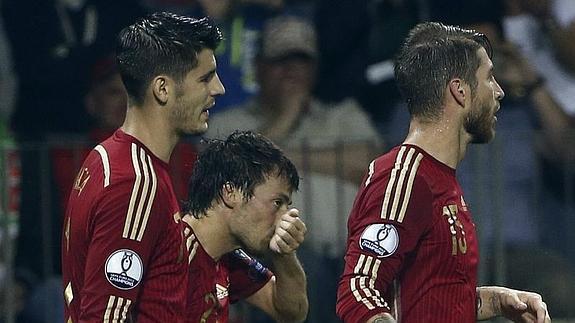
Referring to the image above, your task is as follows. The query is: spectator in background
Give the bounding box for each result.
[314,0,421,139]
[83,56,127,140]
[207,15,381,322]
[50,54,127,216]
[504,0,575,76]
[196,0,284,112]
[142,0,315,114]
[2,0,146,140]
[502,0,575,264]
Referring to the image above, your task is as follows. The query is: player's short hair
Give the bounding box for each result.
[116,12,222,105]
[184,131,300,218]
[394,22,492,120]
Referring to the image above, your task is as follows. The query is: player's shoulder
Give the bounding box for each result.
[374,145,437,178]
[87,132,172,194]
[368,145,420,177]
[359,145,436,199]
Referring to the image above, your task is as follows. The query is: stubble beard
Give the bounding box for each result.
[172,95,207,136]
[465,96,496,144]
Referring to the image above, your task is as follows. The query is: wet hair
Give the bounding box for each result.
[394,22,492,120]
[116,12,222,105]
[184,130,300,218]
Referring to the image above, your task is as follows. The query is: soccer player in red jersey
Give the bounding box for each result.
[61,12,225,322]
[336,22,551,323]
[182,130,308,322]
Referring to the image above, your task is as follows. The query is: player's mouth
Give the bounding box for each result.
[202,101,215,115]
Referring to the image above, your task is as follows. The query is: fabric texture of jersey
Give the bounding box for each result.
[62,130,188,322]
[336,144,479,323]
[184,226,273,323]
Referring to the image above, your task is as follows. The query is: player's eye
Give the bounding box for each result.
[200,72,215,83]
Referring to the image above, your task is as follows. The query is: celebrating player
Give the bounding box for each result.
[61,12,224,322]
[182,130,308,322]
[336,22,551,323]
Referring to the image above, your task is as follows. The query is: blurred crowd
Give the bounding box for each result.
[0,0,574,322]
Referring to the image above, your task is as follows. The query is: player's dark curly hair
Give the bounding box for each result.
[394,22,492,121]
[116,12,223,105]
[184,131,300,218]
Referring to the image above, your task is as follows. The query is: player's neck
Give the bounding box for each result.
[403,118,469,169]
[185,208,237,261]
[121,105,178,163]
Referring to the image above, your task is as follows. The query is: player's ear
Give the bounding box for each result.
[221,182,241,208]
[448,78,466,107]
[151,75,171,105]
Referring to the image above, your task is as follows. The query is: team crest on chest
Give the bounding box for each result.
[359,223,399,257]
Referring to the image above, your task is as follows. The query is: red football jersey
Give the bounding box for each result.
[62,130,188,322]
[336,144,479,323]
[184,228,273,323]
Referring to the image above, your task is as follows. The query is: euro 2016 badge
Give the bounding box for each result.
[359,223,399,258]
[105,249,144,290]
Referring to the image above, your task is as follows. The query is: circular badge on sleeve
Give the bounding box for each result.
[359,223,399,258]
[105,249,144,290]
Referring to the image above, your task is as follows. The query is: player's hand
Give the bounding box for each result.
[269,208,306,254]
[498,288,551,323]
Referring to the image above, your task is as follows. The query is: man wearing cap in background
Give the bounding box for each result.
[207,15,382,321]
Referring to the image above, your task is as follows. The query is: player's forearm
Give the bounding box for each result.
[271,252,308,322]
[476,286,504,320]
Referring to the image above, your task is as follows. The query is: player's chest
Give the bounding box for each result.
[437,195,475,253]
[188,261,231,323]
[425,194,479,276]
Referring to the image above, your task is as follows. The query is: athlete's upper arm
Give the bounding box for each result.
[337,155,434,322]
[79,179,169,321]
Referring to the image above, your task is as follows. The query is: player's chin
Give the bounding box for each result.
[182,122,208,135]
